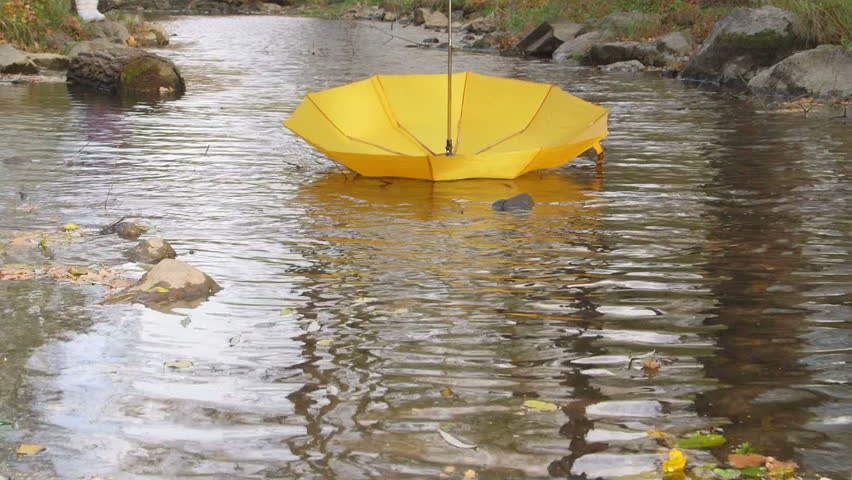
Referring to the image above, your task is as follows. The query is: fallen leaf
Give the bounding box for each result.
[164,360,193,369]
[728,453,766,468]
[69,266,89,277]
[765,457,798,476]
[327,385,339,395]
[281,308,295,315]
[647,430,669,439]
[463,469,476,480]
[229,335,241,347]
[16,444,45,455]
[522,399,559,412]
[712,468,741,479]
[440,387,454,398]
[354,297,376,304]
[305,320,320,332]
[643,356,661,371]
[63,223,80,231]
[150,286,170,293]
[437,429,477,449]
[317,338,332,346]
[662,448,687,473]
[443,466,456,473]
[677,432,726,449]
[180,317,191,328]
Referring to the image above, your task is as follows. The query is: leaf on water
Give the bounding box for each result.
[712,468,741,479]
[305,321,321,333]
[180,317,191,328]
[281,308,295,315]
[437,429,477,449]
[327,385,339,395]
[353,297,376,304]
[677,432,727,449]
[164,360,193,369]
[63,223,79,231]
[317,338,332,346]
[643,356,661,371]
[463,469,477,480]
[647,430,669,439]
[440,387,454,398]
[69,266,89,277]
[662,448,687,473]
[728,453,766,469]
[150,286,170,293]
[229,335,242,347]
[765,457,798,474]
[16,444,45,455]
[522,399,559,412]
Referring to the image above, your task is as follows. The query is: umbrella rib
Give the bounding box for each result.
[373,76,435,155]
[475,84,555,155]
[452,72,470,154]
[306,94,412,157]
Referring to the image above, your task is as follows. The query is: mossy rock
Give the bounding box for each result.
[119,55,185,96]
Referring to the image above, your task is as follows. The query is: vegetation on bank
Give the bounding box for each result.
[0,0,89,50]
[298,0,851,47]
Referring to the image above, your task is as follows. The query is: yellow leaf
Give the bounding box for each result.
[150,286,169,293]
[317,339,332,346]
[522,399,559,412]
[663,448,687,473]
[647,430,669,439]
[440,387,454,398]
[463,469,477,480]
[17,444,45,455]
[64,223,79,231]
[164,360,193,369]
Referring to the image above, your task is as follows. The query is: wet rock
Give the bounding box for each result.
[90,19,131,44]
[413,7,430,26]
[515,20,585,57]
[586,400,663,418]
[681,6,806,86]
[571,453,661,478]
[107,258,220,307]
[424,10,449,30]
[462,17,497,34]
[462,33,476,42]
[259,2,285,14]
[661,66,680,78]
[354,5,385,20]
[383,11,397,22]
[587,41,669,67]
[422,37,440,44]
[655,31,693,56]
[471,33,498,51]
[114,221,148,240]
[65,38,117,59]
[26,53,71,71]
[67,46,186,97]
[136,23,170,47]
[748,45,852,99]
[599,11,661,32]
[492,193,535,211]
[130,237,177,264]
[46,30,75,52]
[599,60,645,72]
[0,44,39,75]
[552,30,614,62]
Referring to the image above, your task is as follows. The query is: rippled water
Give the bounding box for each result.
[1,15,851,480]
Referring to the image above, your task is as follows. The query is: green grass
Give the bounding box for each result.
[767,0,852,46]
[0,0,89,51]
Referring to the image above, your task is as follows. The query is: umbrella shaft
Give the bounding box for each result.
[446,0,453,155]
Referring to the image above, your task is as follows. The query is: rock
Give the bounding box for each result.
[748,44,852,98]
[462,17,497,34]
[661,66,679,78]
[413,7,429,26]
[599,60,645,72]
[471,33,497,50]
[587,41,669,67]
[599,11,661,32]
[552,30,614,62]
[422,37,440,44]
[515,20,585,57]
[108,258,220,307]
[383,11,397,22]
[114,221,148,240]
[26,53,71,71]
[354,5,384,20]
[424,10,449,30]
[136,24,170,47]
[259,2,285,14]
[130,237,177,264]
[89,19,131,44]
[45,30,75,52]
[492,193,535,211]
[67,46,186,97]
[656,31,692,56]
[461,33,476,42]
[0,44,39,75]
[65,38,116,59]
[398,13,412,24]
[451,9,463,22]
[681,6,806,86]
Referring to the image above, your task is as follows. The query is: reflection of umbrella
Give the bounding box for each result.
[283,0,608,181]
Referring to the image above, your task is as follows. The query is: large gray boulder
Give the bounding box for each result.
[65,38,116,59]
[0,44,39,75]
[462,17,497,34]
[748,45,852,99]
[552,30,615,62]
[586,41,669,67]
[68,46,185,97]
[130,237,177,264]
[89,19,131,44]
[515,20,585,57]
[655,31,693,56]
[413,7,430,26]
[107,258,220,308]
[681,6,806,86]
[424,10,449,29]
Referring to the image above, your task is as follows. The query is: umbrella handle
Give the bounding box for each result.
[445,0,453,156]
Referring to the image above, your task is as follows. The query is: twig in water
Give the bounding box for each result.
[99,216,127,235]
[204,145,210,156]
[104,183,114,211]
[76,142,90,155]
[362,22,423,47]
[282,159,302,169]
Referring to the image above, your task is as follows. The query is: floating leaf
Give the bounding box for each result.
[164,360,193,369]
[305,321,321,332]
[317,338,332,346]
[150,286,169,293]
[440,387,454,398]
[463,469,477,480]
[677,432,726,449]
[353,297,376,304]
[712,468,741,479]
[740,467,768,478]
[16,444,45,455]
[522,399,559,412]
[63,223,79,231]
[69,266,89,277]
[281,308,295,315]
[662,449,687,473]
[180,317,191,328]
[327,385,339,395]
[437,429,477,449]
[229,335,242,347]
[647,430,669,439]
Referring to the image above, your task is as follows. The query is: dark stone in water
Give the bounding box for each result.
[115,221,147,240]
[492,193,535,211]
[422,37,440,44]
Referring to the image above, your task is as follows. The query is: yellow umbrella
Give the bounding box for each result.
[283,2,608,181]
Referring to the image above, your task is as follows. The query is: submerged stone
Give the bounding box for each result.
[492,193,535,211]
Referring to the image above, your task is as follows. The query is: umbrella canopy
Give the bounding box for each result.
[284,72,608,181]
